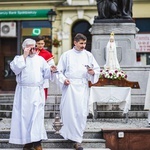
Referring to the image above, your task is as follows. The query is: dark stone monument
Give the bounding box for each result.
[95,0,133,23]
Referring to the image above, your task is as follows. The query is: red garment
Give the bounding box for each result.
[38,48,54,62]
[37,48,54,100]
[44,88,48,100]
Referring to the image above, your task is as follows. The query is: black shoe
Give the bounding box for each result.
[73,143,83,150]
[23,143,34,150]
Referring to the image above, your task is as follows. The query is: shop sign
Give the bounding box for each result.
[0,9,50,20]
[22,28,51,36]
[32,28,41,36]
[135,34,150,52]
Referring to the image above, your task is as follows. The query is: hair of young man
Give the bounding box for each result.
[35,36,45,42]
[74,33,87,42]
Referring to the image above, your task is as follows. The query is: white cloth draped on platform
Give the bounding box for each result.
[89,86,131,114]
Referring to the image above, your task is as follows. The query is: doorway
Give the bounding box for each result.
[0,38,17,91]
[72,20,92,51]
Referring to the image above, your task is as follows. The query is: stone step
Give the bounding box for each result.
[0,103,145,111]
[95,110,148,118]
[0,130,103,139]
[0,138,106,149]
[0,110,148,119]
[0,110,60,118]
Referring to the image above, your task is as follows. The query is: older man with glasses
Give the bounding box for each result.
[9,38,57,150]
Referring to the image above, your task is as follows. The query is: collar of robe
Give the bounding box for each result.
[73,47,84,53]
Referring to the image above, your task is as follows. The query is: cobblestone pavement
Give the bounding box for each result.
[0,118,149,131]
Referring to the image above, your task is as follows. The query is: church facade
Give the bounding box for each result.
[0,0,149,91]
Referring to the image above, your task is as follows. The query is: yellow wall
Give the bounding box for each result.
[133,3,150,18]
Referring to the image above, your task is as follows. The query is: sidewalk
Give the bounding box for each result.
[0,118,149,131]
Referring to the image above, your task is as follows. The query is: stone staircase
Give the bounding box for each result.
[0,93,148,119]
[0,128,108,149]
[0,93,110,150]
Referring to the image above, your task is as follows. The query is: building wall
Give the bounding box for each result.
[0,0,150,64]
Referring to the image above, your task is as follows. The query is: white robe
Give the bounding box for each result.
[104,40,120,70]
[9,55,53,145]
[144,72,150,110]
[57,48,100,143]
[43,59,55,88]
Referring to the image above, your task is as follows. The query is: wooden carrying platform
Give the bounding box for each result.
[89,78,140,89]
[103,128,150,150]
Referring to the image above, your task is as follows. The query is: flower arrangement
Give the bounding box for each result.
[52,38,61,48]
[99,69,127,80]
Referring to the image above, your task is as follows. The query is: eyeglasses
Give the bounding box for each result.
[30,47,36,51]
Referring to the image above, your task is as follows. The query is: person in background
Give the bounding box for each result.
[9,38,57,150]
[144,72,150,126]
[56,33,100,150]
[35,36,55,100]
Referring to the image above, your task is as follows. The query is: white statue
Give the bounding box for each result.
[104,32,120,70]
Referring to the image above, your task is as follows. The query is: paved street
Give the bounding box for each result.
[0,118,149,131]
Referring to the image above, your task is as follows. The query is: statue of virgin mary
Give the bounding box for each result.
[104,32,120,70]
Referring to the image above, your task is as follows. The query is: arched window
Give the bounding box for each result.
[72,20,92,52]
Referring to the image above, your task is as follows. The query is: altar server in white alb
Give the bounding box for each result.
[9,38,57,150]
[56,33,100,150]
[144,72,150,126]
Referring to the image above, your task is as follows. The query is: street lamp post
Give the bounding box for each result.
[47,9,57,22]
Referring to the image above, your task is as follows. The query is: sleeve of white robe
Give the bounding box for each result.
[47,59,55,82]
[47,58,55,67]
[87,54,100,84]
[55,54,67,88]
[42,59,54,81]
[10,55,26,75]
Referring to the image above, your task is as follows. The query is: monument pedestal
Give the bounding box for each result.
[91,22,137,67]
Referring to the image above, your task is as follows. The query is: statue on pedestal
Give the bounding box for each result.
[96,0,133,20]
[104,32,120,70]
[117,0,133,19]
[96,0,118,19]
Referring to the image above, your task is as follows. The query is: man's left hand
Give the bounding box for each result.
[87,68,95,75]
